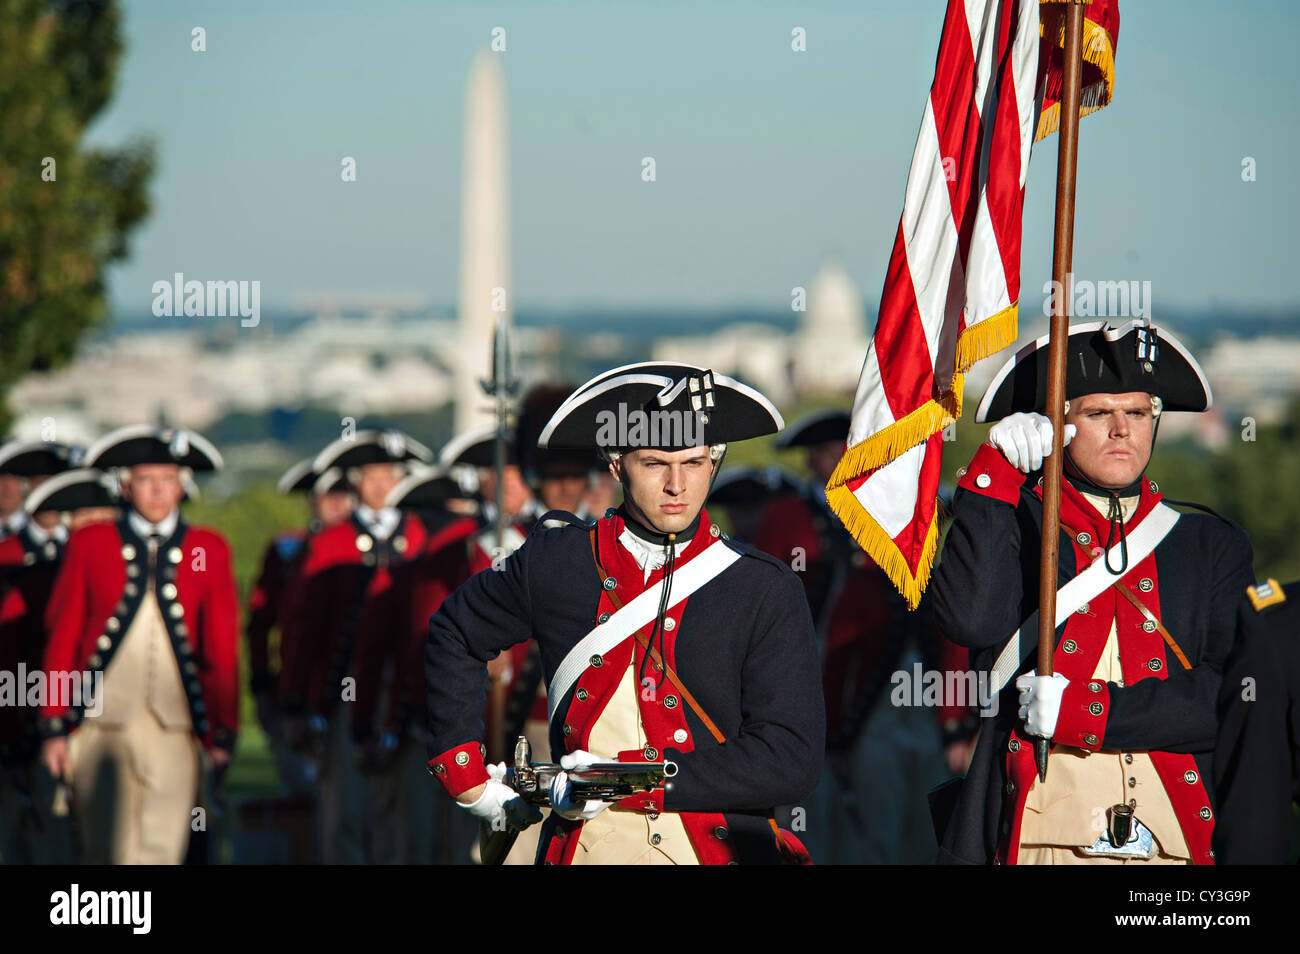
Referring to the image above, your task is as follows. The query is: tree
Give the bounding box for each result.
[0,0,154,430]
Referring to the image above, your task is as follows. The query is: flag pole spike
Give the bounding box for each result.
[1037,0,1088,784]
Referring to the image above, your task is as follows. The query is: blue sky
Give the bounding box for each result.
[91,0,1300,316]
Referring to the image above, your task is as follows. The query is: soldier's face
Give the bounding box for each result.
[536,462,589,514]
[0,475,25,518]
[1064,391,1156,491]
[613,447,715,535]
[123,465,184,524]
[356,463,402,510]
[478,465,533,519]
[314,490,353,527]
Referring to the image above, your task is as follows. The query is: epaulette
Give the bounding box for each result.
[1246,578,1287,613]
[531,509,596,532]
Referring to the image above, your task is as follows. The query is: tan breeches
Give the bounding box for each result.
[68,714,201,865]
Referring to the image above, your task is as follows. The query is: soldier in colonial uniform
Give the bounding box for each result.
[1213,579,1300,863]
[37,426,239,865]
[248,457,353,794]
[280,428,431,864]
[377,466,480,863]
[426,362,824,865]
[933,321,1254,865]
[0,446,86,863]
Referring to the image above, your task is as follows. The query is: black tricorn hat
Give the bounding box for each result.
[310,468,351,496]
[0,441,80,477]
[385,465,473,510]
[23,468,119,514]
[975,320,1212,422]
[439,427,515,469]
[276,457,319,494]
[538,362,784,451]
[708,467,801,506]
[774,409,851,449]
[84,426,223,471]
[312,429,433,472]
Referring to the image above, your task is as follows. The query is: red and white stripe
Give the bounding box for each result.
[831,0,1040,603]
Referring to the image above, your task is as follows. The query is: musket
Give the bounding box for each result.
[479,736,678,865]
[479,315,520,763]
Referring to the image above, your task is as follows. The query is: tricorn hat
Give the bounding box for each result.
[23,468,120,514]
[312,429,432,472]
[276,457,320,494]
[975,320,1212,422]
[385,465,474,510]
[708,467,801,506]
[538,362,784,451]
[0,441,80,477]
[84,426,223,471]
[439,426,514,469]
[775,409,851,449]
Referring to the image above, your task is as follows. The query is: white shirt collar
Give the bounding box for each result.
[356,505,401,541]
[617,528,683,583]
[24,519,67,545]
[128,507,180,541]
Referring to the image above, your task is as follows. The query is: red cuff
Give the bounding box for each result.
[427,740,490,798]
[1053,679,1110,752]
[956,443,1027,506]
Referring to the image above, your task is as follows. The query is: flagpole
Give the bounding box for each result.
[1036,0,1087,783]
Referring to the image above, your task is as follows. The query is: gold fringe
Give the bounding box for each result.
[1034,15,1116,142]
[955,301,1019,373]
[826,482,940,610]
[826,399,952,491]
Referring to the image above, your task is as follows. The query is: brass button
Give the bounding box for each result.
[454,751,470,766]
[167,547,183,564]
[1008,739,1020,753]
[709,524,721,538]
[648,812,659,821]
[663,617,676,631]
[1138,578,1153,592]
[169,604,184,619]
[713,826,728,840]
[161,582,178,600]
[650,834,662,846]
[563,724,573,737]
[432,763,446,775]
[643,746,658,761]
[597,613,610,625]
[1063,639,1078,653]
[1128,777,1137,788]
[603,577,617,591]
[1184,770,1198,784]
[393,535,408,553]
[1199,806,1212,821]
[1149,480,1159,494]
[97,635,112,651]
[121,544,136,560]
[1084,733,1098,746]
[1076,532,1091,546]
[664,695,678,709]
[1141,620,1157,633]
[589,654,603,668]
[1089,702,1103,716]
[1124,753,1133,764]
[124,582,138,597]
[127,565,139,578]
[355,534,373,553]
[1088,682,1102,693]
[1005,781,1015,795]
[576,688,589,702]
[88,654,102,668]
[975,473,992,489]
[1147,658,1163,672]
[176,624,189,639]
[1076,604,1090,615]
[106,618,120,633]
[672,729,688,744]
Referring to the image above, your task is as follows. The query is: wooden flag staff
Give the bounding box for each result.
[1036,0,1087,783]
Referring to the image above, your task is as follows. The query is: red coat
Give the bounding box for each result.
[281,513,426,736]
[0,528,65,761]
[39,518,240,752]
[245,528,308,697]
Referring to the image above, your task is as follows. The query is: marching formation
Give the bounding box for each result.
[0,342,1295,865]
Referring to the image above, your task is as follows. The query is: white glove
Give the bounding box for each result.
[458,762,543,831]
[549,749,614,822]
[987,412,1076,474]
[1016,672,1070,739]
